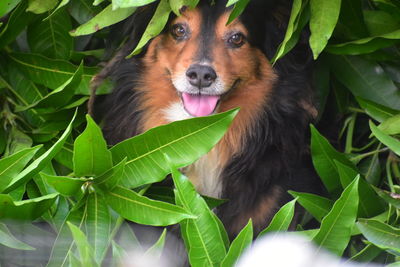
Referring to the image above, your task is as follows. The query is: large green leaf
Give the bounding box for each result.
[312,177,359,256]
[0,146,41,192]
[309,0,341,59]
[0,223,34,250]
[68,0,102,24]
[226,0,251,25]
[357,219,400,254]
[373,187,400,209]
[106,186,194,226]
[8,53,111,95]
[86,192,112,264]
[370,121,400,156]
[95,158,126,190]
[357,97,399,123]
[112,0,157,9]
[0,0,20,17]
[110,108,238,188]
[128,0,171,56]
[221,220,253,267]
[3,110,76,193]
[41,173,87,196]
[26,0,57,14]
[259,198,297,236]
[172,168,227,267]
[73,115,112,177]
[379,114,400,135]
[67,222,97,267]
[329,55,400,110]
[27,9,73,60]
[289,191,332,222]
[0,193,58,220]
[70,4,137,36]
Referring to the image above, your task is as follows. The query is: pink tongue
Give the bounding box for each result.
[182,93,220,117]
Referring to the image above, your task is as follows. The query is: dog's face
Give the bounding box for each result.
[141,3,275,120]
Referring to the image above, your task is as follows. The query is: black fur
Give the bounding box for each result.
[94,0,324,238]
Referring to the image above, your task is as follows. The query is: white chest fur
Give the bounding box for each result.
[163,102,223,198]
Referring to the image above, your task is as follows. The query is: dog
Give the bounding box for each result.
[92,0,324,238]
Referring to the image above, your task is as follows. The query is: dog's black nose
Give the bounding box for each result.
[186,64,217,88]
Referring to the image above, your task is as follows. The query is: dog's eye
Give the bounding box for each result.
[228,33,245,47]
[171,24,187,39]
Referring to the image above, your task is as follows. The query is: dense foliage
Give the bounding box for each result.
[0,0,399,266]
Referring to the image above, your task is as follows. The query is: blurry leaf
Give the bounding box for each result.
[259,198,297,236]
[95,158,126,190]
[67,222,97,267]
[221,220,253,267]
[172,168,227,266]
[226,0,239,6]
[115,222,141,252]
[310,124,356,195]
[379,114,400,135]
[0,146,40,192]
[272,0,309,62]
[27,9,73,60]
[3,111,76,193]
[0,1,37,49]
[309,0,341,59]
[326,29,400,55]
[8,53,111,95]
[129,0,171,56]
[143,228,166,259]
[364,10,400,36]
[86,192,111,264]
[111,241,128,266]
[111,109,238,188]
[373,187,400,209]
[44,0,70,20]
[27,0,57,14]
[289,191,333,222]
[227,0,250,25]
[329,55,400,110]
[70,4,137,36]
[112,0,157,9]
[5,128,33,156]
[359,153,381,186]
[169,0,199,16]
[73,115,112,177]
[0,193,58,220]
[370,121,400,156]
[41,173,87,196]
[350,243,382,263]
[106,186,194,226]
[9,183,26,201]
[357,97,399,123]
[0,223,34,250]
[68,0,102,24]
[0,0,21,17]
[333,0,368,40]
[312,177,359,256]
[357,219,400,254]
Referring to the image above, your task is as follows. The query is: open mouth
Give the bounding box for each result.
[181,92,221,117]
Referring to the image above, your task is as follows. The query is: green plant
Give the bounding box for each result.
[0,0,399,266]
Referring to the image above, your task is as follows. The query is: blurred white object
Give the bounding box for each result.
[236,233,381,267]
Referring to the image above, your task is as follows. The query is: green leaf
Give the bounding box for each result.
[289,191,332,222]
[8,52,111,95]
[112,0,157,9]
[357,97,399,123]
[143,228,167,258]
[227,0,250,25]
[364,10,400,36]
[68,0,102,24]
[357,219,400,254]
[0,193,58,220]
[370,121,400,156]
[373,187,400,209]
[309,0,341,59]
[326,29,400,55]
[27,0,57,14]
[258,198,297,236]
[310,124,356,195]
[329,55,400,110]
[0,223,34,250]
[41,173,87,196]
[44,0,70,20]
[312,177,359,256]
[272,0,309,63]
[0,0,20,17]
[3,110,77,193]
[95,158,126,190]
[221,220,253,267]
[67,222,97,267]
[172,168,227,266]
[128,0,171,56]
[27,9,73,60]
[169,0,199,15]
[73,115,113,177]
[106,186,194,226]
[111,108,238,188]
[70,4,137,36]
[379,114,400,135]
[0,146,41,192]
[85,192,111,264]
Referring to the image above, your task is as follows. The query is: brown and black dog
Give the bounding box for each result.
[93,0,324,238]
